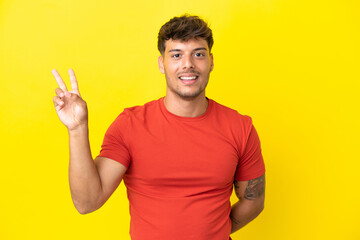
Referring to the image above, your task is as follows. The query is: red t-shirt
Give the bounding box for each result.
[98,98,265,240]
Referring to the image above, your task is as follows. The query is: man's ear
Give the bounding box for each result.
[210,53,214,72]
[158,56,165,74]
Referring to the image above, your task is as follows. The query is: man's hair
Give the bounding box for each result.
[157,14,213,55]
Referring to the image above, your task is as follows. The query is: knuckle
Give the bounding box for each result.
[80,100,87,108]
[55,88,62,94]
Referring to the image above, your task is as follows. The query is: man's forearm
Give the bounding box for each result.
[230,199,264,233]
[68,124,102,214]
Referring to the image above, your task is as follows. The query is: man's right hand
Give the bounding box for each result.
[51,68,127,214]
[52,69,88,131]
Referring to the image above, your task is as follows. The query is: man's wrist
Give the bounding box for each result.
[68,123,89,137]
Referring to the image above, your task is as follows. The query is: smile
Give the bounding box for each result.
[179,76,198,80]
[178,75,198,85]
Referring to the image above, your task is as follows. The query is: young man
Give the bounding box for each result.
[52,15,265,240]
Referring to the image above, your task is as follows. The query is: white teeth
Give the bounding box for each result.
[180,76,197,80]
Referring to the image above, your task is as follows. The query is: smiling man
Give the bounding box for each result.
[159,38,213,98]
[159,37,213,117]
[52,15,265,240]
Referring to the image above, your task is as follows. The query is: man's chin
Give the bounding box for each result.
[175,90,204,101]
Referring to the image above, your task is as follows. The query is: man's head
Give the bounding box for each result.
[158,15,214,100]
[158,15,213,56]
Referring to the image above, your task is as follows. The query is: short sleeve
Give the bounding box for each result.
[235,124,265,181]
[98,112,131,168]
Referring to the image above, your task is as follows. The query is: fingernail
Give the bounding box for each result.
[60,92,64,97]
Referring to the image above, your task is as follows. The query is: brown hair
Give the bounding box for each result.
[157,14,213,55]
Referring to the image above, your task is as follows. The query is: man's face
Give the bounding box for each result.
[158,38,214,100]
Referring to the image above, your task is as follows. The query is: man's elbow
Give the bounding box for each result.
[256,201,265,216]
[255,192,265,214]
[73,200,100,215]
[76,206,92,215]
[260,203,265,213]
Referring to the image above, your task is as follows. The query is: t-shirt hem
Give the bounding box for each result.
[97,153,130,168]
[235,169,265,182]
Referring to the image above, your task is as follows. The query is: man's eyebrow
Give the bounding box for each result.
[168,49,181,53]
[168,47,208,53]
[193,47,208,51]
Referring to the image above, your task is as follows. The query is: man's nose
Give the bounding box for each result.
[182,55,194,69]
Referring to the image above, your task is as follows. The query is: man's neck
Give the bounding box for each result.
[164,93,208,118]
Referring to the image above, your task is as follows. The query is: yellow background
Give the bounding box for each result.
[1,0,359,239]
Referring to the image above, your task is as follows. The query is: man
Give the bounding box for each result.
[52,15,265,240]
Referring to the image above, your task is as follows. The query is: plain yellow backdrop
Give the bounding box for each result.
[1,0,359,239]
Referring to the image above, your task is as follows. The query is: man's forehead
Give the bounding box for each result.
[164,38,209,52]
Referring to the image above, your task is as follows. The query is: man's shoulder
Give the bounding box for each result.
[210,99,252,124]
[124,98,161,113]
[114,98,162,121]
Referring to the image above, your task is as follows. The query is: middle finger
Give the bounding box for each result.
[52,69,68,91]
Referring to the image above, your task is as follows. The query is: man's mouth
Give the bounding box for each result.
[179,76,198,80]
[179,75,198,85]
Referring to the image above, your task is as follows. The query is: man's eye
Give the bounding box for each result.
[172,54,181,58]
[195,52,205,57]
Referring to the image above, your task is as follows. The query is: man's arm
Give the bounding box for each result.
[230,174,265,233]
[69,126,127,214]
[52,69,127,214]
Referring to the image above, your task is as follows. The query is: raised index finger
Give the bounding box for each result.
[52,69,68,91]
[68,69,79,91]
